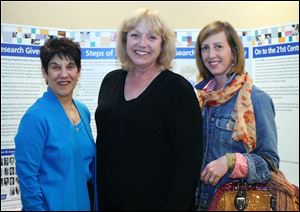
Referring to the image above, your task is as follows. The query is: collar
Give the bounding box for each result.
[195,73,237,90]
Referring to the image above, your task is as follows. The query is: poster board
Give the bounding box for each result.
[1,23,299,211]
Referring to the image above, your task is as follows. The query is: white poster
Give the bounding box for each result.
[1,23,299,211]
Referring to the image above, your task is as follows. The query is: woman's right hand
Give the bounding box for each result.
[200,155,228,186]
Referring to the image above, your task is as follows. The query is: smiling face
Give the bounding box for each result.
[201,31,234,78]
[43,55,80,100]
[126,20,162,69]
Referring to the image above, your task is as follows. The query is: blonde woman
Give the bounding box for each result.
[95,8,203,210]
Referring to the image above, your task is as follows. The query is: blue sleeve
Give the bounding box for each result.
[15,113,48,211]
[245,89,279,184]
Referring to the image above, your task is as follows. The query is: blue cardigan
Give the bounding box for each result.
[15,88,96,211]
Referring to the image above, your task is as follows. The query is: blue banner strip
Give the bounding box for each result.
[1,43,40,57]
[81,48,116,59]
[1,43,254,60]
[175,47,249,59]
[1,148,15,156]
[253,42,299,58]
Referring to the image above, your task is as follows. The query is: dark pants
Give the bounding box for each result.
[87,179,94,211]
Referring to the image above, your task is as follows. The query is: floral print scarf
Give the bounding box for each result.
[197,73,256,152]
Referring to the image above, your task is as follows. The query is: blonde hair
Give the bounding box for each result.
[195,21,245,80]
[116,8,176,71]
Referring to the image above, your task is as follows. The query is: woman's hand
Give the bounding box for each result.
[200,155,228,186]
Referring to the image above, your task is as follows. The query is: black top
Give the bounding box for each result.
[95,69,203,210]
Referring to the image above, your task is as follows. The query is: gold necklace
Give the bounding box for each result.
[66,105,80,125]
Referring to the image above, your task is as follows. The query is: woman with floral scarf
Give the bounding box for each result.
[194,21,279,210]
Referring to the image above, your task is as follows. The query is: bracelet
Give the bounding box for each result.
[226,153,236,172]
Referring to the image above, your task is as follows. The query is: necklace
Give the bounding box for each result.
[67,109,80,132]
[65,104,80,125]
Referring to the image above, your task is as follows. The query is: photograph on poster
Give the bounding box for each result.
[9,157,14,165]
[10,177,15,185]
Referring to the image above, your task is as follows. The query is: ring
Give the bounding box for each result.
[208,178,212,184]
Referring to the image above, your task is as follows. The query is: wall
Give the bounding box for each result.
[1,1,299,29]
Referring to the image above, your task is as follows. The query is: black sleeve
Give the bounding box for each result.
[164,76,203,210]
